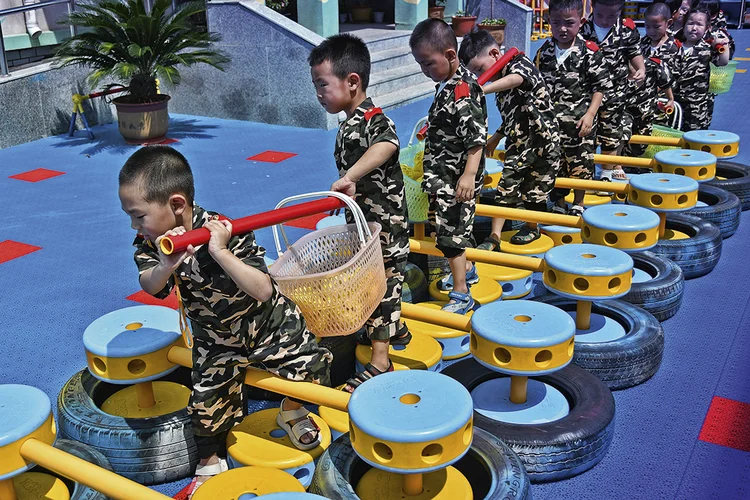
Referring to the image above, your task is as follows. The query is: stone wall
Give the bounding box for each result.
[466,0,532,55]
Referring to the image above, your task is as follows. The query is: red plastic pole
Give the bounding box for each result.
[160,197,347,255]
[658,102,675,115]
[416,48,522,141]
[87,87,128,100]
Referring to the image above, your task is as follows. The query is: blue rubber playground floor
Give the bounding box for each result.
[2,31,750,500]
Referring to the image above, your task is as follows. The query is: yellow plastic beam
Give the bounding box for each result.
[409,238,545,272]
[554,177,630,194]
[19,439,170,500]
[476,204,582,227]
[629,135,683,147]
[167,346,350,412]
[401,302,472,333]
[594,154,655,168]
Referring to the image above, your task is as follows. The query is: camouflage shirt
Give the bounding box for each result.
[580,18,641,98]
[534,36,610,145]
[625,37,675,108]
[334,97,406,230]
[133,205,305,349]
[494,53,558,144]
[673,39,721,100]
[423,63,487,196]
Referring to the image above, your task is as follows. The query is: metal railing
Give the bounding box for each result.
[0,0,76,77]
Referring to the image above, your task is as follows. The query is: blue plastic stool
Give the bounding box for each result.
[316,213,347,230]
[682,129,740,159]
[628,173,699,213]
[654,149,716,182]
[540,224,582,246]
[581,204,660,253]
[469,301,575,424]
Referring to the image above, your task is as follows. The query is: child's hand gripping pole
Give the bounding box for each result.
[707,36,727,53]
[159,197,348,255]
[658,102,675,115]
[415,47,522,141]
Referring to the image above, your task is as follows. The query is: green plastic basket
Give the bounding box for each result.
[642,124,685,159]
[709,61,738,95]
[404,174,429,222]
[400,142,424,181]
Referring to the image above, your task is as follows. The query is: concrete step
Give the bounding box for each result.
[368,63,433,98]
[370,45,417,73]
[360,29,413,53]
[372,81,435,112]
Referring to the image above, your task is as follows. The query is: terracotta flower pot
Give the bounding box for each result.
[113,95,171,144]
[478,23,506,45]
[451,15,477,37]
[428,6,445,19]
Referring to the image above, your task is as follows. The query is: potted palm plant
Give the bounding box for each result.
[56,0,230,144]
[478,18,507,45]
[451,10,477,36]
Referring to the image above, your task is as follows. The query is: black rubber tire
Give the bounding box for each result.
[442,360,615,482]
[319,332,357,388]
[533,296,664,389]
[22,439,112,500]
[706,161,750,210]
[686,184,741,238]
[651,213,722,279]
[623,251,684,321]
[402,262,429,303]
[57,368,198,485]
[309,427,531,499]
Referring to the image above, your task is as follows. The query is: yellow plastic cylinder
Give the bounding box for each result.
[470,332,574,375]
[0,414,55,478]
[653,156,716,181]
[135,382,156,409]
[401,302,471,333]
[594,154,655,169]
[543,264,632,300]
[191,467,305,500]
[630,135,683,147]
[509,376,528,404]
[476,204,581,228]
[628,185,698,211]
[86,339,183,383]
[681,139,740,158]
[409,239,544,273]
[404,473,424,496]
[580,223,659,251]
[577,300,592,330]
[0,479,16,500]
[19,439,170,500]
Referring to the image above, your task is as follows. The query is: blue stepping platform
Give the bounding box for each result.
[0,384,51,480]
[629,173,700,212]
[683,130,740,159]
[544,244,633,300]
[654,149,716,181]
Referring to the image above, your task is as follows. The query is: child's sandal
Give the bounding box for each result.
[612,168,629,181]
[183,458,228,500]
[357,325,412,346]
[276,399,322,451]
[343,361,394,393]
[510,226,541,245]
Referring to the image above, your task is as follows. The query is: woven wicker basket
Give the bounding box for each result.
[270,192,386,337]
[709,61,738,95]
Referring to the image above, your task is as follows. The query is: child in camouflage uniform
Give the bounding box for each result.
[459,30,560,243]
[536,0,609,217]
[674,8,730,131]
[580,0,645,181]
[118,146,332,498]
[703,0,735,59]
[410,18,488,314]
[622,3,677,157]
[308,34,411,389]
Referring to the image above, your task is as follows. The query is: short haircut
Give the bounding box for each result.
[308,33,371,90]
[664,0,682,13]
[410,18,458,53]
[696,0,719,17]
[458,30,497,66]
[685,6,711,24]
[591,0,625,7]
[645,2,672,19]
[548,0,584,15]
[119,146,195,205]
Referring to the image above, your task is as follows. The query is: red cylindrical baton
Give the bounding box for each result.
[658,102,675,115]
[416,47,522,141]
[87,87,128,99]
[160,197,347,255]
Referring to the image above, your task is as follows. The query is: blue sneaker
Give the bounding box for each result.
[441,291,479,315]
[437,264,480,291]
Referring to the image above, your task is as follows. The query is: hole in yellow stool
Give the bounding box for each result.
[400,394,421,405]
[568,338,575,357]
[635,232,647,244]
[470,334,478,351]
[677,195,689,206]
[422,443,443,464]
[675,168,685,175]
[614,212,628,217]
[126,322,143,330]
[631,190,639,201]
[373,442,394,463]
[562,235,573,244]
[93,357,107,374]
[581,253,596,259]
[651,195,663,206]
[604,232,618,245]
[699,167,708,177]
[494,347,512,364]
[608,277,622,293]
[680,153,691,157]
[573,278,589,292]
[128,359,146,375]
[702,146,711,152]
[546,270,557,284]
[582,226,591,239]
[655,163,663,172]
[514,315,532,323]
[657,179,670,183]
[535,350,553,367]
[723,145,732,153]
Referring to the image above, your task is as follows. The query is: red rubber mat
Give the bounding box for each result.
[698,396,750,452]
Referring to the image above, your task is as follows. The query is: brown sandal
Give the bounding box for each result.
[342,361,394,393]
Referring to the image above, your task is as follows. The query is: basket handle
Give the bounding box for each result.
[658,97,683,130]
[408,116,429,147]
[272,191,372,258]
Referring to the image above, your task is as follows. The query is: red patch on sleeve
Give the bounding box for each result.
[454,81,470,100]
[623,18,636,29]
[364,107,383,121]
[649,57,662,65]
[675,39,683,48]
[585,40,599,52]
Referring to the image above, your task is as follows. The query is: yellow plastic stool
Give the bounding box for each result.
[355,330,443,372]
[565,192,612,206]
[429,276,503,304]
[474,263,533,299]
[402,302,473,360]
[14,472,70,500]
[191,467,305,500]
[500,230,555,258]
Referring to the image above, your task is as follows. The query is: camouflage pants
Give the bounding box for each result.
[495,135,560,207]
[597,97,625,151]
[347,204,410,342]
[188,315,332,439]
[678,93,714,132]
[549,138,595,203]
[621,101,656,158]
[428,194,477,258]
